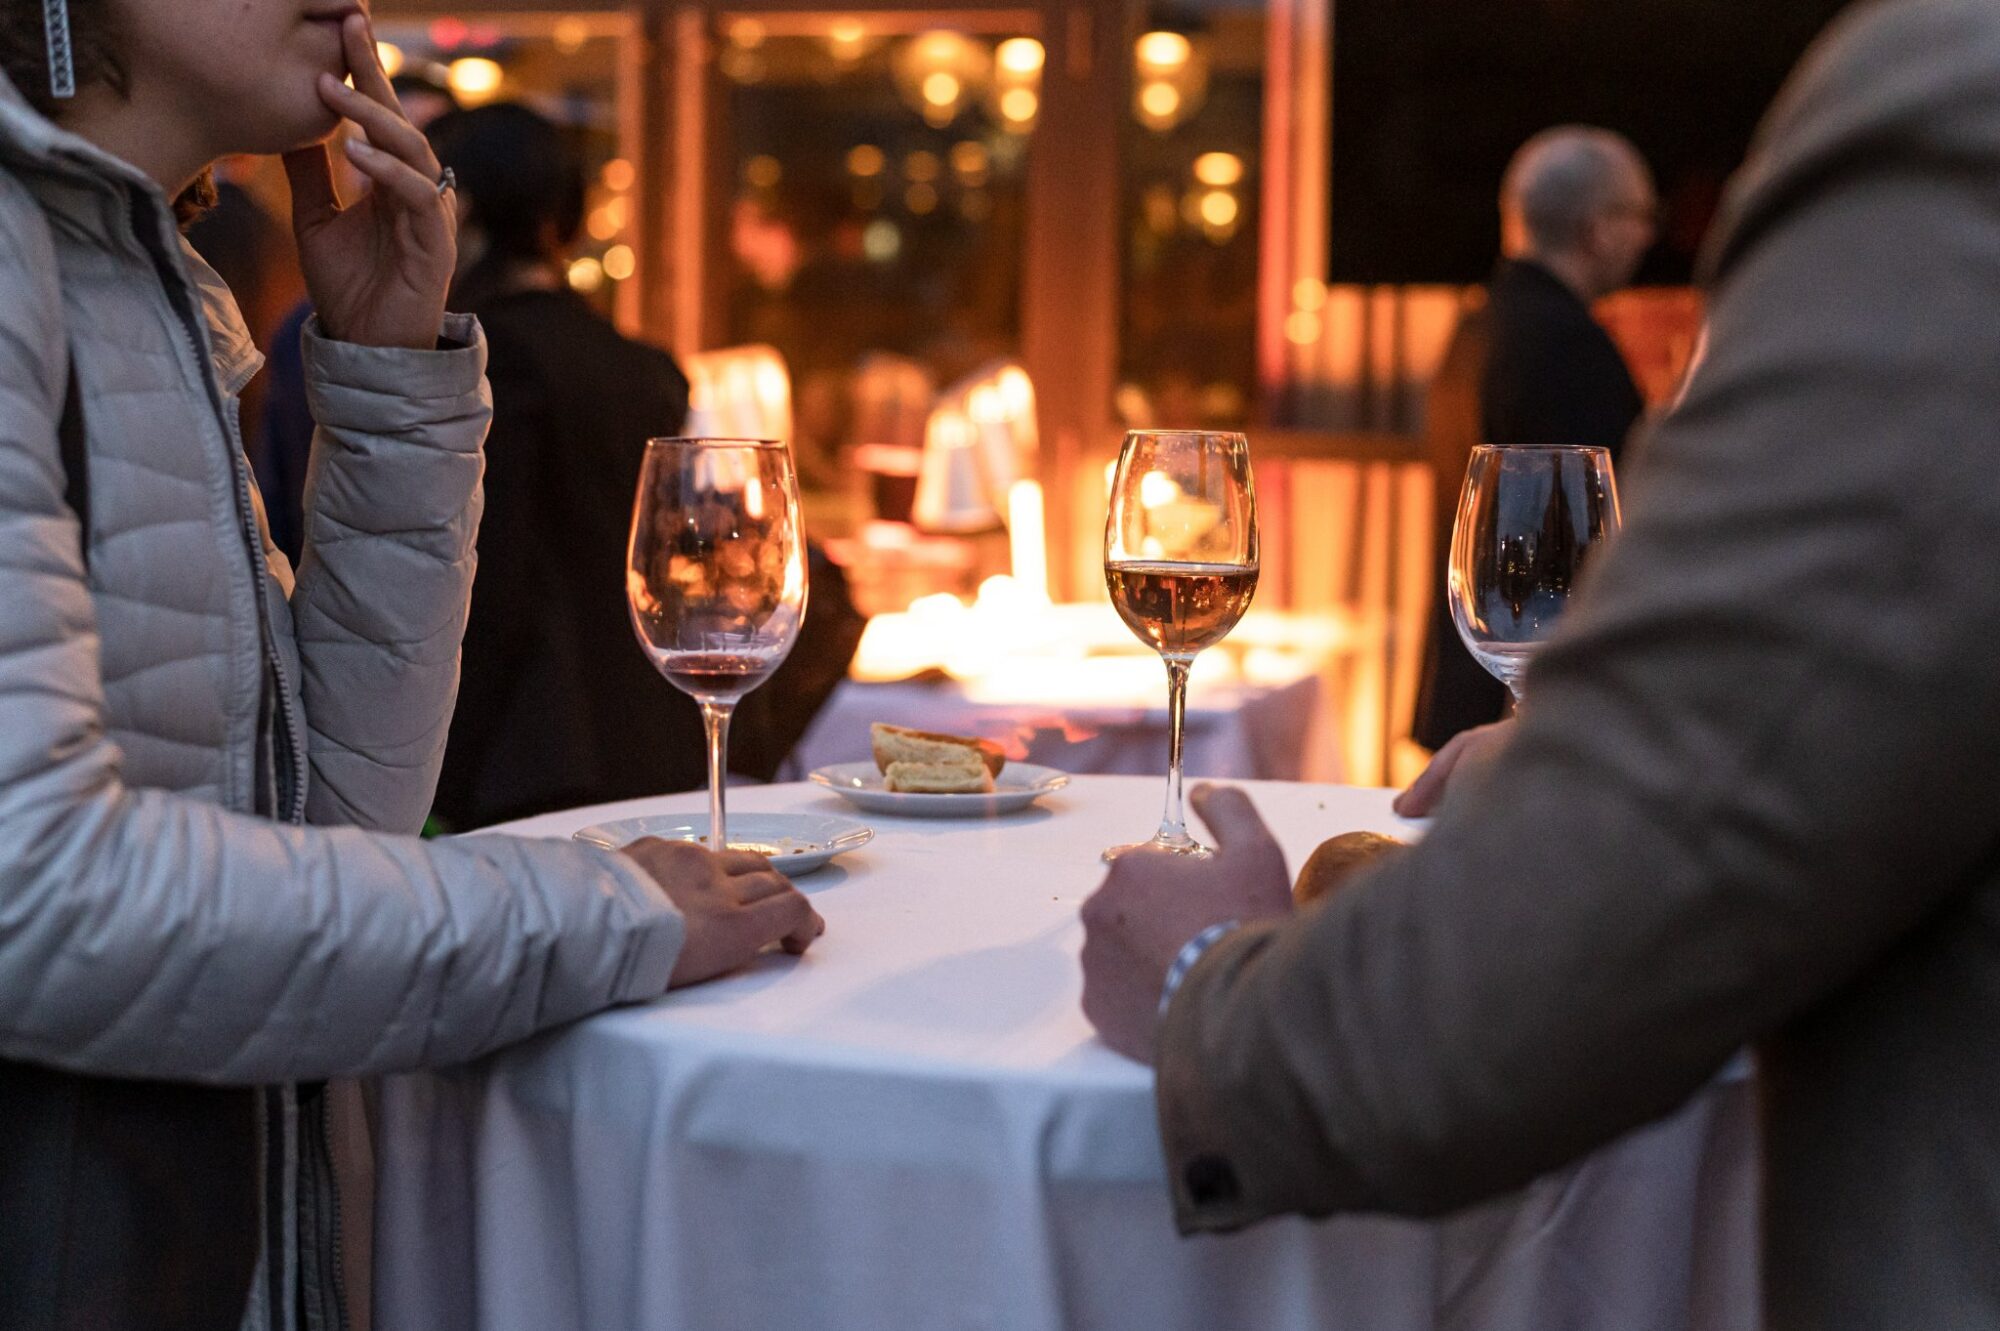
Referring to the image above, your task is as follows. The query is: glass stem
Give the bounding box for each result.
[702,700,735,852]
[1157,656,1194,845]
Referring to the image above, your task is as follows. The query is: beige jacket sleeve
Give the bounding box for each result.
[1157,0,2000,1231]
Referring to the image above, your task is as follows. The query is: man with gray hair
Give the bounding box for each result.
[1411,125,1657,751]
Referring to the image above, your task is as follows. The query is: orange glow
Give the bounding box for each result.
[921,72,961,108]
[446,57,503,105]
[1193,152,1243,187]
[996,37,1045,75]
[1139,82,1180,120]
[1199,189,1239,228]
[1136,31,1191,70]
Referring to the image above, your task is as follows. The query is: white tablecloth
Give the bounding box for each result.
[373,778,1757,1331]
[782,673,1328,783]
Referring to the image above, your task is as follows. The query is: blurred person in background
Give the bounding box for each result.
[0,6,823,1328]
[1411,126,1655,752]
[427,103,864,830]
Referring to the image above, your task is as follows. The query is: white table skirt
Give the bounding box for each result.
[372,778,1756,1331]
[782,673,1329,784]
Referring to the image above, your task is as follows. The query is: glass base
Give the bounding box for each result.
[1101,837,1214,864]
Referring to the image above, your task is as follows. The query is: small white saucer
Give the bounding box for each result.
[571,812,873,876]
[808,762,1070,818]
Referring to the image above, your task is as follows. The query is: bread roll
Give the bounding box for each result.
[871,723,1005,778]
[1293,832,1408,907]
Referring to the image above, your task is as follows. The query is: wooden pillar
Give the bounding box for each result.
[1020,0,1131,601]
[1257,0,1331,420]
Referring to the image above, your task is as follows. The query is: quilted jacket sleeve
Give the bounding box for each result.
[0,177,684,1084]
[290,314,487,833]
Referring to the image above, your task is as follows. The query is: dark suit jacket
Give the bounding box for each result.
[1410,259,1645,750]
[432,290,863,829]
[1160,4,2000,1328]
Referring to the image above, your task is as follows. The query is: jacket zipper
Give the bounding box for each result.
[124,189,336,1329]
[125,194,308,825]
[320,1093,350,1331]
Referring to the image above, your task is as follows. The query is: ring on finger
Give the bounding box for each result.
[435,166,457,197]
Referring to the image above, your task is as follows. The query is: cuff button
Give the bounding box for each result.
[1184,1154,1241,1208]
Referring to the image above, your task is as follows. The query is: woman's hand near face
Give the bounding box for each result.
[282,14,455,350]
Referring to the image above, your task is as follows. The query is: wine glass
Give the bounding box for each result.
[1448,444,1621,702]
[1102,430,1259,861]
[627,438,808,851]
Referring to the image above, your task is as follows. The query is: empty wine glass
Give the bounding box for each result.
[1449,444,1621,702]
[627,438,808,851]
[1102,430,1259,861]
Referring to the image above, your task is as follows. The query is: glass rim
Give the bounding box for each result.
[1468,443,1612,455]
[643,436,786,449]
[1122,428,1250,441]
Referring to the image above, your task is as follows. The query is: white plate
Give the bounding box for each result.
[808,762,1071,818]
[571,812,873,876]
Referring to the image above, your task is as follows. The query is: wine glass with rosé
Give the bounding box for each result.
[627,438,808,851]
[1102,429,1259,861]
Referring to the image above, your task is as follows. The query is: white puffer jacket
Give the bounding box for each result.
[0,69,682,1330]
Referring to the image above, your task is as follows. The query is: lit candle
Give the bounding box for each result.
[1007,479,1050,603]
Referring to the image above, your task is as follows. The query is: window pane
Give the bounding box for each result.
[1119,9,1265,431]
[721,28,1038,488]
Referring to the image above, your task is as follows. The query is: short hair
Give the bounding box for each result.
[426,103,586,308]
[1501,126,1649,254]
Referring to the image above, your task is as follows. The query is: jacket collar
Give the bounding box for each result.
[0,68,266,396]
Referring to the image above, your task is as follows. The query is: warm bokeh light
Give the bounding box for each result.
[1292,279,1328,311]
[1199,189,1239,228]
[847,144,886,178]
[921,72,961,108]
[729,18,767,48]
[903,150,940,182]
[1139,470,1182,510]
[601,158,635,192]
[905,183,939,215]
[999,88,1039,124]
[996,37,1045,76]
[566,256,605,292]
[446,57,503,105]
[1285,310,1323,345]
[897,30,987,127]
[1136,31,1192,71]
[862,218,901,263]
[1139,82,1181,120]
[586,206,621,242]
[950,141,989,181]
[552,18,589,54]
[745,155,783,189]
[826,19,869,61]
[1193,152,1244,187]
[602,244,636,282]
[376,42,404,78]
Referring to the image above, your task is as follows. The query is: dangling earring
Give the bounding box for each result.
[44,0,77,99]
